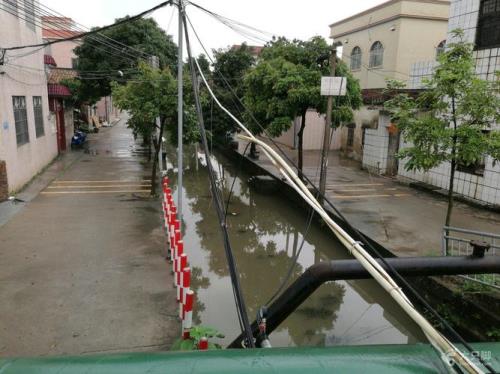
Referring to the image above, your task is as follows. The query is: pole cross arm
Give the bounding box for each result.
[228,255,500,348]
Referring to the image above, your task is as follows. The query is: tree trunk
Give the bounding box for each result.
[150,119,166,196]
[445,159,456,228]
[150,152,158,196]
[445,97,458,229]
[297,111,307,181]
[147,137,152,162]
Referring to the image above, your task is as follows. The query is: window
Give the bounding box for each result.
[436,40,446,59]
[369,41,384,68]
[13,96,29,146]
[24,0,35,31]
[4,0,18,14]
[350,46,362,70]
[476,0,500,49]
[33,96,44,138]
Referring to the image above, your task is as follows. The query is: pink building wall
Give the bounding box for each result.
[0,4,58,192]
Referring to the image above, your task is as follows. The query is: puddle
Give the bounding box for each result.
[165,145,425,348]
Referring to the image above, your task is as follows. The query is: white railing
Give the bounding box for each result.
[442,226,499,289]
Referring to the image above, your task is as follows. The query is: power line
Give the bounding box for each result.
[0,3,141,64]
[36,1,153,59]
[14,1,146,62]
[182,9,256,349]
[2,0,174,51]
[188,1,272,45]
[184,8,493,373]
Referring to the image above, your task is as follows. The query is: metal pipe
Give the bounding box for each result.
[228,255,500,348]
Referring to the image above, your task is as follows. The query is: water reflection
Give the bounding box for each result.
[165,145,424,347]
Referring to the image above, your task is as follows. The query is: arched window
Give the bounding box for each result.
[436,40,446,59]
[350,46,362,70]
[369,41,384,68]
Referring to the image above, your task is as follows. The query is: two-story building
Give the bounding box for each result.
[330,0,450,167]
[0,0,58,196]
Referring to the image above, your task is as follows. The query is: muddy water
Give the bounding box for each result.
[165,145,425,348]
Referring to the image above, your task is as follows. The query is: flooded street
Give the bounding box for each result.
[166,145,425,348]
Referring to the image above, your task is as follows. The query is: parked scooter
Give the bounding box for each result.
[71,130,87,148]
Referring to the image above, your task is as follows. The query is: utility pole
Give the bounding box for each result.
[319,44,339,205]
[177,0,184,225]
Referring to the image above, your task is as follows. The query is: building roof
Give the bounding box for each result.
[47,67,77,84]
[44,54,57,67]
[231,44,263,57]
[329,0,449,39]
[48,84,72,98]
[330,0,449,27]
[42,29,81,39]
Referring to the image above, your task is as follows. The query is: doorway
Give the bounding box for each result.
[386,129,400,176]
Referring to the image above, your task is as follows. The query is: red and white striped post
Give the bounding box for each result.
[169,213,178,260]
[175,253,187,285]
[182,289,194,339]
[179,266,190,318]
[173,228,181,262]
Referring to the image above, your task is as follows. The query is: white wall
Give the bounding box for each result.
[273,109,341,151]
[362,114,390,174]
[0,1,58,192]
[397,0,500,207]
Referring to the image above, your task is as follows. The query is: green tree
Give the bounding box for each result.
[207,44,255,140]
[112,62,198,195]
[243,37,361,177]
[75,17,177,104]
[385,30,500,229]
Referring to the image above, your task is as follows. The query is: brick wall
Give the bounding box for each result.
[0,161,8,202]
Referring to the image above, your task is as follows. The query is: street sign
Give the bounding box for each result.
[321,76,347,96]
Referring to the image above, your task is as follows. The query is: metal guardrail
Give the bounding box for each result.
[442,226,499,289]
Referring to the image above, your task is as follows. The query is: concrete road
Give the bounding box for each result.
[0,119,179,357]
[242,141,500,256]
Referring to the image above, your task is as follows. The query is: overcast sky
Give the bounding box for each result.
[42,0,387,57]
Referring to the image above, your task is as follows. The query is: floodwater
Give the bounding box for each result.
[165,144,425,348]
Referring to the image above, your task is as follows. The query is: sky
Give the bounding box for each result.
[42,0,388,57]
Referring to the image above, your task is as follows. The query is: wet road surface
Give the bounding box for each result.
[0,119,178,357]
[239,141,500,257]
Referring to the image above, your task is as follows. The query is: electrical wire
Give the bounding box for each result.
[36,1,153,59]
[187,12,490,372]
[184,11,495,373]
[0,3,142,64]
[2,0,174,51]
[181,8,255,349]
[187,1,272,45]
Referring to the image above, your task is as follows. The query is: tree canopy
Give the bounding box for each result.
[74,17,177,104]
[243,36,362,172]
[111,62,198,194]
[385,29,500,227]
[205,44,255,140]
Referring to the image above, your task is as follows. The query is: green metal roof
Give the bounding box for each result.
[1,343,499,373]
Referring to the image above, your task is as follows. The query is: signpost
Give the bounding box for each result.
[319,46,345,205]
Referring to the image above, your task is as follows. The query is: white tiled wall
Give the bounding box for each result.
[396,0,500,207]
[409,61,438,89]
[362,114,390,174]
[447,0,480,43]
